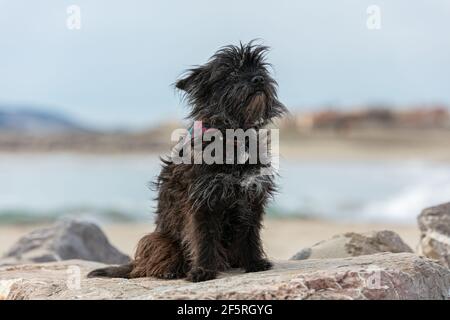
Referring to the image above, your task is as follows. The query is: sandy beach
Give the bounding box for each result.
[0,218,420,260]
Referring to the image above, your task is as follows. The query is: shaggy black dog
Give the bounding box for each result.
[88,41,287,282]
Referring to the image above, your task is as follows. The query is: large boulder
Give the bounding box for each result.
[290,230,412,260]
[0,253,448,300]
[0,219,130,266]
[418,202,450,268]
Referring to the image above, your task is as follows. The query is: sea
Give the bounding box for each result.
[1,153,449,225]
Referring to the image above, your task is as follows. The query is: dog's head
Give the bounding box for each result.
[176,41,287,129]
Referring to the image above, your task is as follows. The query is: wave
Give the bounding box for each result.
[360,168,450,222]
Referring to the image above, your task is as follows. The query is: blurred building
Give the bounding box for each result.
[286,106,450,133]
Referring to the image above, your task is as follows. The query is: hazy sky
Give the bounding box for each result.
[1,1,449,128]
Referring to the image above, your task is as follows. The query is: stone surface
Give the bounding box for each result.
[0,253,448,300]
[0,219,130,266]
[418,202,450,268]
[290,230,413,260]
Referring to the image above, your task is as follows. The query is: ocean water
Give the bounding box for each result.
[1,154,449,224]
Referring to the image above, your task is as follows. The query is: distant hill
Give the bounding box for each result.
[0,106,175,153]
[0,108,89,135]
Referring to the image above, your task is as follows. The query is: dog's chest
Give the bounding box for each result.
[239,171,263,189]
[235,169,273,199]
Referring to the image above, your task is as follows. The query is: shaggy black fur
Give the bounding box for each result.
[88,41,287,282]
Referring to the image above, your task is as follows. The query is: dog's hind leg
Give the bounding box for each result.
[87,232,187,279]
[130,232,188,279]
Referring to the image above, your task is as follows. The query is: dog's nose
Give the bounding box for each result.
[251,75,265,85]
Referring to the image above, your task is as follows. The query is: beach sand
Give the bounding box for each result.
[0,219,420,260]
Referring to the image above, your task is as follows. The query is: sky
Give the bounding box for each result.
[0,0,449,129]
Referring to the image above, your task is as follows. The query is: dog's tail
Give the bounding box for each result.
[87,263,134,279]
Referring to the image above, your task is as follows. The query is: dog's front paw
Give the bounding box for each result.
[187,267,217,282]
[245,259,273,273]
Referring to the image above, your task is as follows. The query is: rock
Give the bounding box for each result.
[0,219,130,266]
[290,230,413,260]
[0,253,448,300]
[418,202,450,268]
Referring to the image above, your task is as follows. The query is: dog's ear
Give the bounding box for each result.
[176,67,203,92]
[268,100,289,119]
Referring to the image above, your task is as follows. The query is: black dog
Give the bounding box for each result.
[88,41,287,282]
